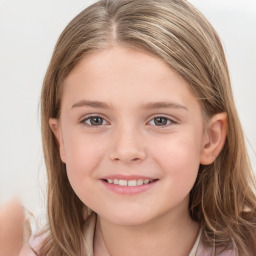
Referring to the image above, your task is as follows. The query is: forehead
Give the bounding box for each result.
[61,46,200,112]
[66,46,175,83]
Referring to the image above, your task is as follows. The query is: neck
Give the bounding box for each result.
[94,209,199,256]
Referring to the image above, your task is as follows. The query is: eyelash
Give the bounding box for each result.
[81,116,108,126]
[80,115,176,127]
[148,116,176,127]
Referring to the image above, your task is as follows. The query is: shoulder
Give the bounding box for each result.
[196,244,237,256]
[196,237,238,256]
[196,241,238,256]
[19,233,44,256]
[19,216,45,256]
[19,213,43,256]
[19,244,38,256]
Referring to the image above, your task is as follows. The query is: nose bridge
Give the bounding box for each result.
[109,121,146,163]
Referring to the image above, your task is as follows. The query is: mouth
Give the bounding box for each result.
[100,177,159,195]
[102,178,158,187]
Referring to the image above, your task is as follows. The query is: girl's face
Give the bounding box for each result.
[51,46,209,225]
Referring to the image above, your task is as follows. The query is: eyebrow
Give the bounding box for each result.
[71,100,188,111]
[72,100,113,109]
[140,101,188,111]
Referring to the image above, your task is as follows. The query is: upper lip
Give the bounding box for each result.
[100,174,158,180]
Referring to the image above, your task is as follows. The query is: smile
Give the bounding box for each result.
[104,179,155,186]
[101,176,159,195]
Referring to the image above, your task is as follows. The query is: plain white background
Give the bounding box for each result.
[0,0,255,214]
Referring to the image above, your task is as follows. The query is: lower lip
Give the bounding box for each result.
[101,180,158,195]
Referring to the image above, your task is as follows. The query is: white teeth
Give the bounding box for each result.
[128,180,137,186]
[119,179,128,186]
[106,178,155,186]
[137,179,144,185]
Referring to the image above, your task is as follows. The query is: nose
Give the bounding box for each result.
[109,126,146,164]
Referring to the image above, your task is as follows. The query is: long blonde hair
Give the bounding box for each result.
[40,0,256,255]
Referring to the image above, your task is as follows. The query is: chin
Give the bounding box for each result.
[98,209,156,226]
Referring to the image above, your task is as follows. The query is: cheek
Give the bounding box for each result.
[63,132,107,193]
[63,134,109,208]
[150,131,203,188]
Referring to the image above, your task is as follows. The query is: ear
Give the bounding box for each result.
[200,113,228,165]
[49,118,66,163]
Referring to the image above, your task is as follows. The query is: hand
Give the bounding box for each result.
[0,199,26,256]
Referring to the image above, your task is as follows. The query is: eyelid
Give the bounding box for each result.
[79,113,178,127]
[146,115,178,127]
[80,114,110,126]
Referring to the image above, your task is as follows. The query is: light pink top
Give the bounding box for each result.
[20,213,237,256]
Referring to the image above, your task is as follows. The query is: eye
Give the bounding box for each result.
[148,116,174,127]
[82,116,107,126]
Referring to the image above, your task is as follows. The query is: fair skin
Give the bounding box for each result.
[50,46,227,256]
[0,46,227,255]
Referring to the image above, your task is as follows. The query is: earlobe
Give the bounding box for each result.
[49,118,66,163]
[200,113,228,165]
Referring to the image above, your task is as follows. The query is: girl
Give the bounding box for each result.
[2,0,256,255]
